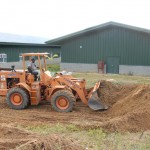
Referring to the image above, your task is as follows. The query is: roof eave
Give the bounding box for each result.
[46,21,150,44]
[0,42,61,47]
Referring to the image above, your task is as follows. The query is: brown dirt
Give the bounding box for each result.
[98,80,150,132]
[0,123,83,150]
[0,80,150,149]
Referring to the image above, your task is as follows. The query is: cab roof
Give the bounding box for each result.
[22,53,49,57]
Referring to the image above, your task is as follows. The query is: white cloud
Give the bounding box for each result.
[0,0,150,39]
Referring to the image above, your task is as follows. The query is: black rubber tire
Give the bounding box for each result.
[6,87,30,110]
[51,90,76,112]
[23,88,31,106]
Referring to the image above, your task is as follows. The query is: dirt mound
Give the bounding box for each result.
[17,136,83,150]
[98,80,150,132]
[99,80,137,107]
[0,124,33,149]
[0,124,83,150]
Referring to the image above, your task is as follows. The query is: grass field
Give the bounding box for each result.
[25,123,150,150]
[73,73,150,87]
[47,64,150,85]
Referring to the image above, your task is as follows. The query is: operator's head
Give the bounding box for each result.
[31,57,35,63]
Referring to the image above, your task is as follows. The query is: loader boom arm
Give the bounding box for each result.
[52,75,108,110]
[55,76,88,105]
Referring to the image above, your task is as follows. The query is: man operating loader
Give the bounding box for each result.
[28,57,39,80]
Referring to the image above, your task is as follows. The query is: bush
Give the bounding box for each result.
[47,64,60,72]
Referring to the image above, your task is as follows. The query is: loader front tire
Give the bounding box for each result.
[6,87,29,110]
[51,90,76,112]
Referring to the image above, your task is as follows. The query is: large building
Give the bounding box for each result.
[46,22,150,76]
[0,42,60,69]
[0,42,60,62]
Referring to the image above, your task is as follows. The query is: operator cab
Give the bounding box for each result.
[22,53,52,82]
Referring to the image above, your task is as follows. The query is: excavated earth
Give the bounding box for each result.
[0,80,150,149]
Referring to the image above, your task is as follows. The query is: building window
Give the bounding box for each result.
[0,53,7,63]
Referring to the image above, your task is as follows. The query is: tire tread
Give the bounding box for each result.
[51,90,76,112]
[6,87,29,110]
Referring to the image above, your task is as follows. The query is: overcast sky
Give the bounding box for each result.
[0,0,150,40]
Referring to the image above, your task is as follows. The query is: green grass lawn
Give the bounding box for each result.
[46,64,150,86]
[73,73,150,88]
[24,123,150,150]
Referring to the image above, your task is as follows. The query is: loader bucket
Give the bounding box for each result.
[88,82,108,110]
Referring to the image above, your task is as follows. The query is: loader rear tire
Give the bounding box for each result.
[51,90,76,112]
[6,87,29,110]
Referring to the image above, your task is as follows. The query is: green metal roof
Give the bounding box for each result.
[0,42,60,47]
[46,21,150,44]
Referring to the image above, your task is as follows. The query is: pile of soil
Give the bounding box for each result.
[0,124,32,149]
[0,124,83,150]
[98,80,150,132]
[17,136,83,150]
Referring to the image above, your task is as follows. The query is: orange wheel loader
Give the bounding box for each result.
[0,53,108,112]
